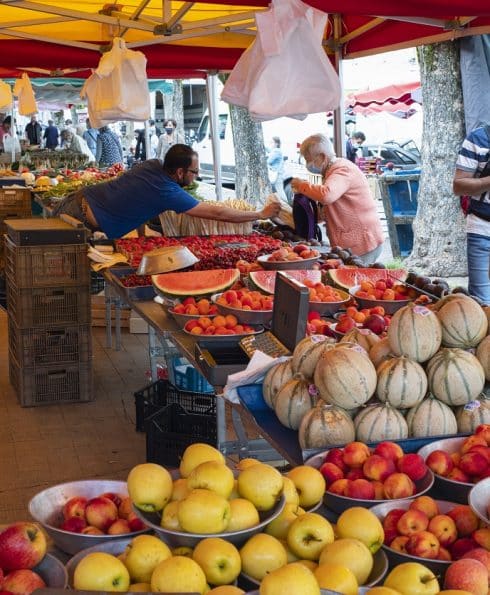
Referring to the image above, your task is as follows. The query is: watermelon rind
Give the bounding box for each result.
[328,267,407,289]
[249,269,322,294]
[152,268,240,297]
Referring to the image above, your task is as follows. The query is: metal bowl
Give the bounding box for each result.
[418,437,471,504]
[305,451,434,514]
[132,494,286,548]
[309,289,351,316]
[211,293,273,326]
[257,254,321,270]
[349,285,411,315]
[168,306,204,328]
[246,590,339,595]
[35,553,68,589]
[138,245,199,275]
[28,480,149,555]
[469,477,490,525]
[184,325,264,343]
[369,499,456,576]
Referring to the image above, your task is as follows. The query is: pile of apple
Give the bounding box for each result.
[171,296,219,317]
[319,440,429,500]
[336,305,392,336]
[0,522,48,595]
[214,288,273,311]
[424,426,490,484]
[184,314,257,336]
[266,244,320,262]
[59,491,145,535]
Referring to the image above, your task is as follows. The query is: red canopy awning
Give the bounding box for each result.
[347,81,422,114]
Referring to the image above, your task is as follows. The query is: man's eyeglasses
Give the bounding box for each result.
[186,168,199,175]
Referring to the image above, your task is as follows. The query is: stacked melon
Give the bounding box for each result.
[263,293,490,450]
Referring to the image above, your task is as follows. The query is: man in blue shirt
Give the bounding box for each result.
[43,120,59,149]
[53,144,280,238]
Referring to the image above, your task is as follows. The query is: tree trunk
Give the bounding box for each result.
[229,104,272,207]
[405,41,467,275]
[171,80,185,139]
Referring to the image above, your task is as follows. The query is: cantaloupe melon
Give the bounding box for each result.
[406,394,458,437]
[274,374,317,430]
[476,335,490,381]
[354,402,408,443]
[456,397,490,433]
[299,404,355,450]
[340,327,380,353]
[262,360,294,409]
[436,294,488,348]
[291,335,335,380]
[376,356,427,409]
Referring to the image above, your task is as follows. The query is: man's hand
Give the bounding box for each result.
[260,200,281,219]
[290,177,305,193]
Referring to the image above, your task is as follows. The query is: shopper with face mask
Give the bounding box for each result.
[291,133,384,264]
[156,118,184,162]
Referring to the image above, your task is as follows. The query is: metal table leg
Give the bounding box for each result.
[114,295,122,351]
[104,283,112,349]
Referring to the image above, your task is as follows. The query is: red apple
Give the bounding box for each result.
[462,548,490,574]
[444,558,488,595]
[107,519,131,535]
[62,496,87,520]
[84,497,118,532]
[0,523,47,571]
[2,570,45,595]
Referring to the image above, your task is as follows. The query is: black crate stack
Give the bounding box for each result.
[5,218,94,406]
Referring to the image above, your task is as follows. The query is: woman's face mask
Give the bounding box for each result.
[165,127,174,135]
[306,161,322,174]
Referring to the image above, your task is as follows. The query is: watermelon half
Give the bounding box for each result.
[152,268,240,297]
[249,270,322,294]
[328,267,407,289]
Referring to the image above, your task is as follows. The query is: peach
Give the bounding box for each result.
[451,452,461,467]
[397,509,429,536]
[372,481,385,500]
[319,462,344,485]
[447,468,470,483]
[328,479,350,495]
[383,472,415,499]
[444,558,489,595]
[85,497,118,531]
[462,548,490,573]
[62,496,88,520]
[81,525,104,535]
[397,453,427,481]
[450,538,479,560]
[459,452,488,477]
[374,441,404,462]
[344,478,375,499]
[448,505,479,537]
[406,530,441,559]
[409,496,439,520]
[383,509,406,533]
[107,519,131,535]
[118,496,133,520]
[342,441,371,468]
[426,450,454,477]
[390,536,409,553]
[473,527,490,550]
[127,512,145,532]
[475,424,490,445]
[346,468,365,481]
[100,492,123,508]
[428,515,458,547]
[461,435,488,454]
[60,517,87,533]
[324,448,348,472]
[363,455,396,481]
[468,445,490,465]
[438,547,452,561]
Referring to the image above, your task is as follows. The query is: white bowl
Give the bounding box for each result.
[468,477,490,525]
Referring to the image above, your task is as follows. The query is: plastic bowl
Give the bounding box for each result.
[369,499,456,576]
[257,254,321,270]
[468,477,490,525]
[211,293,273,326]
[309,288,351,316]
[35,553,68,589]
[132,494,286,548]
[305,451,434,514]
[28,480,149,555]
[417,437,472,504]
[349,285,411,315]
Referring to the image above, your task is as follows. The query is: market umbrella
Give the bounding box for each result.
[347,81,422,115]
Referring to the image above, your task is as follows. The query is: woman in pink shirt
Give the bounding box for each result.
[291,133,384,264]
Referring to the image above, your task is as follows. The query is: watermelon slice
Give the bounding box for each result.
[328,267,408,289]
[152,268,240,297]
[249,270,322,294]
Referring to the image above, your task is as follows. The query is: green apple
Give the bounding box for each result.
[192,537,241,586]
[286,512,334,560]
[171,478,190,501]
[237,464,283,511]
[240,533,288,581]
[282,477,300,507]
[336,507,385,554]
[74,552,130,592]
[123,534,171,583]
[187,461,235,499]
[178,489,231,534]
[127,462,172,512]
[150,555,207,594]
[384,562,440,595]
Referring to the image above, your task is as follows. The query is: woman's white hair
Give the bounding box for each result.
[300,133,336,161]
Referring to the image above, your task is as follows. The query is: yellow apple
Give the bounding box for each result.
[178,489,231,534]
[123,534,172,583]
[336,506,385,553]
[237,464,283,511]
[240,533,288,581]
[128,584,150,592]
[314,562,358,595]
[278,539,300,563]
[74,552,130,592]
[236,458,261,471]
[319,538,373,584]
[259,562,320,595]
[265,503,303,540]
[180,443,225,478]
[282,477,300,507]
[171,478,190,501]
[127,462,172,512]
[367,589,403,595]
[286,512,334,560]
[187,461,235,499]
[384,562,440,595]
[296,560,318,572]
[151,555,207,594]
[286,466,326,509]
[226,498,260,532]
[172,546,193,557]
[192,537,241,586]
[161,500,181,531]
[207,587,245,595]
[229,480,240,500]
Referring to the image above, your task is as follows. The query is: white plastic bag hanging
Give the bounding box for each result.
[221,0,341,121]
[80,37,151,124]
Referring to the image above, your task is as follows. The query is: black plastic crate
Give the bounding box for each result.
[145,403,217,467]
[90,271,106,295]
[134,379,215,432]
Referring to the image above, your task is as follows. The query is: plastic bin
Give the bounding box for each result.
[90,271,105,295]
[380,171,420,217]
[134,378,216,432]
[394,224,415,258]
[168,356,214,394]
[145,402,217,467]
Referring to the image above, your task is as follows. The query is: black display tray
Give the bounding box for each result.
[109,266,156,301]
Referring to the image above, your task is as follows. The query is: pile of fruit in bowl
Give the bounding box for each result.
[213,288,273,312]
[171,296,220,317]
[335,305,391,335]
[184,314,260,336]
[266,244,320,262]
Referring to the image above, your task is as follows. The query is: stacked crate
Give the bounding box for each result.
[5,218,93,406]
[0,188,32,270]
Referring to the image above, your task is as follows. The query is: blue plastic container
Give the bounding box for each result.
[382,171,420,217]
[168,356,214,394]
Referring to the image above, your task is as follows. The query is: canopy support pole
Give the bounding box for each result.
[206,72,222,201]
[332,14,346,158]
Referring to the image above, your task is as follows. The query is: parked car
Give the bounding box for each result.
[360,141,421,170]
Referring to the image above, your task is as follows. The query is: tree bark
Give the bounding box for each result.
[405,41,467,275]
[171,80,185,139]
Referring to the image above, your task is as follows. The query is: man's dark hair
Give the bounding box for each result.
[272,136,281,147]
[163,144,197,172]
[353,131,366,142]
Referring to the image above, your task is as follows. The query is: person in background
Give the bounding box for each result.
[83,119,98,160]
[25,115,42,146]
[346,131,366,163]
[291,133,384,264]
[64,119,76,134]
[43,120,59,149]
[60,129,94,163]
[0,116,21,161]
[52,144,281,239]
[96,126,124,167]
[453,125,490,304]
[147,120,159,158]
[156,119,184,161]
[267,136,287,202]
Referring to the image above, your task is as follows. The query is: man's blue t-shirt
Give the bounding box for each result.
[84,159,199,238]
